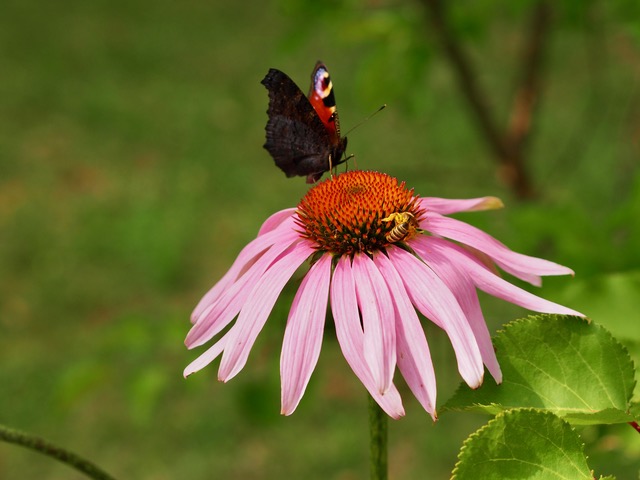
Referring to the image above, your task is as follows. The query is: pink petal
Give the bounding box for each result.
[424,213,574,285]
[352,253,396,394]
[419,196,504,215]
[387,246,484,388]
[411,240,502,383]
[183,336,228,377]
[218,241,314,382]
[258,208,297,236]
[185,229,302,348]
[191,216,299,322]
[280,254,332,415]
[374,253,437,418]
[422,237,585,317]
[330,257,405,419]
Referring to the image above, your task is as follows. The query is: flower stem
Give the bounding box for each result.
[0,424,116,480]
[368,395,388,480]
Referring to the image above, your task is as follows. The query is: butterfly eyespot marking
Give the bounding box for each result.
[382,212,419,243]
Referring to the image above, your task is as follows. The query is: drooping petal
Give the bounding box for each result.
[186,229,302,348]
[258,208,298,236]
[191,216,299,322]
[183,335,228,377]
[424,213,574,285]
[352,253,396,394]
[331,256,405,419]
[419,196,504,215]
[374,252,437,418]
[387,246,484,389]
[457,280,502,383]
[411,239,501,383]
[280,254,332,415]
[190,244,262,324]
[424,237,585,317]
[218,241,315,382]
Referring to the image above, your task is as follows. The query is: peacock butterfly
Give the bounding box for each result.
[261,62,348,183]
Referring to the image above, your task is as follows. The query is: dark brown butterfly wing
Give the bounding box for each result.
[261,68,346,183]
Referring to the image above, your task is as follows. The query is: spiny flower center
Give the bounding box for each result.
[296,170,424,255]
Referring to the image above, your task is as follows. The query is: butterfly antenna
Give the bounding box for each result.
[343,104,386,137]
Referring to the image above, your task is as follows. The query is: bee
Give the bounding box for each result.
[381,212,419,243]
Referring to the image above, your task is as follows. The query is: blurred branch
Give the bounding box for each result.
[505,1,552,195]
[420,0,509,161]
[421,0,553,199]
[0,424,116,480]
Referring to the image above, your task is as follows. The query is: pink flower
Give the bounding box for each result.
[184,171,583,419]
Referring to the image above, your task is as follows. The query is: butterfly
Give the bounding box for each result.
[261,62,348,183]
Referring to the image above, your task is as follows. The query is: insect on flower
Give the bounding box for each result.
[382,212,420,243]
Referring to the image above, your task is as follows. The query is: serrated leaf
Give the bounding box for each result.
[444,315,637,424]
[555,271,640,401]
[452,410,594,480]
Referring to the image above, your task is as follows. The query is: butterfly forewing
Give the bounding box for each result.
[308,62,341,140]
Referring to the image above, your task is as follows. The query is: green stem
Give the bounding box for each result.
[0,424,116,480]
[368,395,388,480]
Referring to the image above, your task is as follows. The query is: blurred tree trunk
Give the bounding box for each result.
[421,0,552,200]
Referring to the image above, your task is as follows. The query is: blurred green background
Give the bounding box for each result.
[1,0,639,478]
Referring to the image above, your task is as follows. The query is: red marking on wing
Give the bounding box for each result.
[308,63,340,141]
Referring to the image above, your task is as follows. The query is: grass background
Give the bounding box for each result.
[1,0,639,478]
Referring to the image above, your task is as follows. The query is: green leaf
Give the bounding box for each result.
[555,271,640,402]
[452,410,594,480]
[444,315,637,424]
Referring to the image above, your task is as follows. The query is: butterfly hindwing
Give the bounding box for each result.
[263,114,334,178]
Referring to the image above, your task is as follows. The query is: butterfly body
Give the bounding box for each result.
[261,62,348,183]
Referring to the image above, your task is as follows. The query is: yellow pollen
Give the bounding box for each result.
[295,171,425,255]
